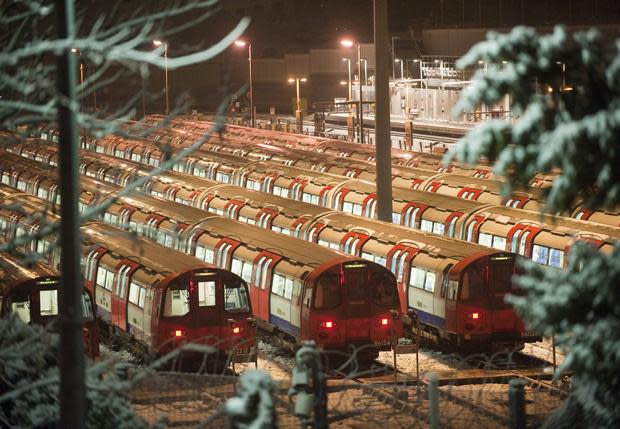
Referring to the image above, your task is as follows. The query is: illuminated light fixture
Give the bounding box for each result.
[340,39,354,48]
[288,78,295,83]
[174,330,184,337]
[340,81,348,85]
[71,48,78,53]
[321,320,336,329]
[467,312,480,320]
[380,318,389,326]
[153,40,163,47]
[233,326,241,334]
[234,40,247,47]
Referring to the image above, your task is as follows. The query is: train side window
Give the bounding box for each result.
[549,248,564,268]
[39,290,58,316]
[198,281,216,307]
[96,266,114,291]
[195,245,215,264]
[492,236,507,250]
[424,272,436,292]
[392,212,402,224]
[272,273,286,296]
[409,267,426,289]
[532,245,549,265]
[478,232,493,247]
[164,288,189,316]
[421,219,433,233]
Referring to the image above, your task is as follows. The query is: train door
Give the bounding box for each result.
[251,251,282,322]
[111,260,139,332]
[387,245,420,313]
[434,264,453,327]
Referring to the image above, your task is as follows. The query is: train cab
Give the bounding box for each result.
[443,251,540,351]
[301,259,402,356]
[0,254,99,358]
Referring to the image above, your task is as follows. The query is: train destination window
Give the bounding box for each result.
[198,281,216,307]
[164,287,190,316]
[39,290,58,316]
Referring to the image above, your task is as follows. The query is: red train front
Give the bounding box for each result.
[443,252,540,351]
[153,267,256,361]
[301,260,403,359]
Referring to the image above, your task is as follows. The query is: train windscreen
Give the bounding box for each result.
[223,276,250,313]
[314,269,341,310]
[489,255,517,294]
[371,270,399,307]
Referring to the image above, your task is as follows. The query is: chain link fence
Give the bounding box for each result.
[123,339,568,428]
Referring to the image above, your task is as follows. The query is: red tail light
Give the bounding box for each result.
[377,318,389,327]
[320,320,336,329]
[467,312,481,321]
[174,329,185,337]
[232,326,241,334]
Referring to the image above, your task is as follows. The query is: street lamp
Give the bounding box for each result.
[360,58,368,86]
[341,58,352,102]
[288,77,307,134]
[394,58,404,80]
[340,38,364,143]
[235,39,255,128]
[153,40,169,115]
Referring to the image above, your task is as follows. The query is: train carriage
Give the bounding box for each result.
[3,145,619,271]
[0,188,256,362]
[0,156,550,351]
[0,253,99,358]
[0,178,404,358]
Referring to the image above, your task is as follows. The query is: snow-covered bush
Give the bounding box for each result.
[449,26,620,428]
[0,315,161,428]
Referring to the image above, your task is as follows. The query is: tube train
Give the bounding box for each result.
[0,151,542,351]
[3,141,619,270]
[0,188,256,362]
[85,129,619,226]
[140,115,556,187]
[99,125,550,212]
[24,125,619,225]
[0,252,100,358]
[0,181,403,358]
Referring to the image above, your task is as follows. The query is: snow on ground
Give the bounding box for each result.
[523,337,566,366]
[99,343,140,364]
[377,347,470,376]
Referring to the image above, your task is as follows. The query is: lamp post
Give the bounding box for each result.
[70,48,86,145]
[153,40,169,115]
[342,58,352,102]
[288,77,307,134]
[395,58,404,80]
[235,40,255,128]
[361,58,368,86]
[341,38,364,143]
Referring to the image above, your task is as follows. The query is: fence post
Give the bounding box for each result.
[224,369,276,429]
[288,341,328,429]
[429,374,440,429]
[509,378,527,429]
